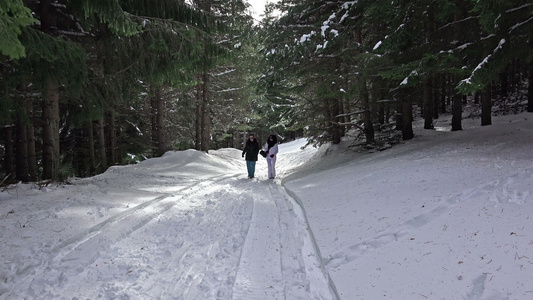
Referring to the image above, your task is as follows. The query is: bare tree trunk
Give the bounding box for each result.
[481,86,492,126]
[26,100,37,181]
[395,96,403,131]
[451,94,463,131]
[151,86,166,157]
[424,8,435,129]
[338,97,346,138]
[401,90,414,140]
[200,73,210,152]
[423,76,434,129]
[16,106,29,182]
[195,78,202,151]
[353,27,374,143]
[42,79,60,180]
[361,81,375,144]
[4,126,15,179]
[97,118,107,172]
[440,74,447,114]
[527,59,533,112]
[527,32,533,112]
[84,121,96,175]
[40,0,61,180]
[107,111,117,164]
[326,97,341,144]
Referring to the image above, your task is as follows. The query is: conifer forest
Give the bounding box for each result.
[1,0,532,183]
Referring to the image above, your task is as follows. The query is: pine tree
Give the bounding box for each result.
[0,0,36,59]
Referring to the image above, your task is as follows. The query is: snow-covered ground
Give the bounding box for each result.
[1,112,531,299]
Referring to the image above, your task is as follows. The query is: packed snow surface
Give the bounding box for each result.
[1,113,532,299]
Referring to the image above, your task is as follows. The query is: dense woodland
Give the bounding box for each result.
[1,0,532,183]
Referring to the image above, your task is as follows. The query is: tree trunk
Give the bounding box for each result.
[338,97,346,138]
[440,74,447,114]
[4,126,15,179]
[527,59,533,112]
[342,92,353,130]
[42,79,60,180]
[84,121,96,175]
[97,118,107,172]
[395,97,403,131]
[16,108,29,182]
[195,78,202,151]
[378,101,385,125]
[401,90,414,140]
[200,73,210,152]
[40,0,61,180]
[499,71,508,97]
[26,100,37,181]
[361,81,375,144]
[327,97,341,144]
[433,75,439,119]
[481,86,492,126]
[151,86,166,157]
[423,76,434,129]
[424,7,435,129]
[107,111,117,164]
[451,94,463,131]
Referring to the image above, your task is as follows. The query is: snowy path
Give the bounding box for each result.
[233,182,336,299]
[1,147,336,299]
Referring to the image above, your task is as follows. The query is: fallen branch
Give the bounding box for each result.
[1,173,12,187]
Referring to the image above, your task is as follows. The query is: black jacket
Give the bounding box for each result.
[242,139,260,161]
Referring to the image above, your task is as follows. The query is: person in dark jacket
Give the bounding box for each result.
[242,134,260,178]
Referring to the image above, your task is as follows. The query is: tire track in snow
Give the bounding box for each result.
[233,181,338,300]
[232,185,284,299]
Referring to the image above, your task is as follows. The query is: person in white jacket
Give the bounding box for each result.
[264,134,279,179]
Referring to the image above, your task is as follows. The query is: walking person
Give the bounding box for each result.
[264,134,278,179]
[242,134,260,178]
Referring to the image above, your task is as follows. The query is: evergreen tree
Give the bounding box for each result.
[0,0,36,59]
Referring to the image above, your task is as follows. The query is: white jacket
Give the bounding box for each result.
[264,142,278,159]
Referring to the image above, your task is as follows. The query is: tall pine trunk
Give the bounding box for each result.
[361,81,375,144]
[97,118,107,172]
[200,72,210,152]
[451,94,463,131]
[401,92,414,140]
[83,121,96,175]
[325,97,341,144]
[354,28,374,144]
[3,126,15,180]
[527,58,533,112]
[16,108,29,182]
[195,78,202,151]
[42,79,60,180]
[481,86,492,126]
[423,7,435,129]
[423,76,434,129]
[40,0,61,180]
[107,111,117,164]
[15,95,36,182]
[26,100,37,181]
[151,86,166,157]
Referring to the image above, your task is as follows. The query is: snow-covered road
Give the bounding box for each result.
[1,141,337,299]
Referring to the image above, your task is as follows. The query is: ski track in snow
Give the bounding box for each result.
[6,173,238,299]
[232,182,336,300]
[2,151,337,300]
